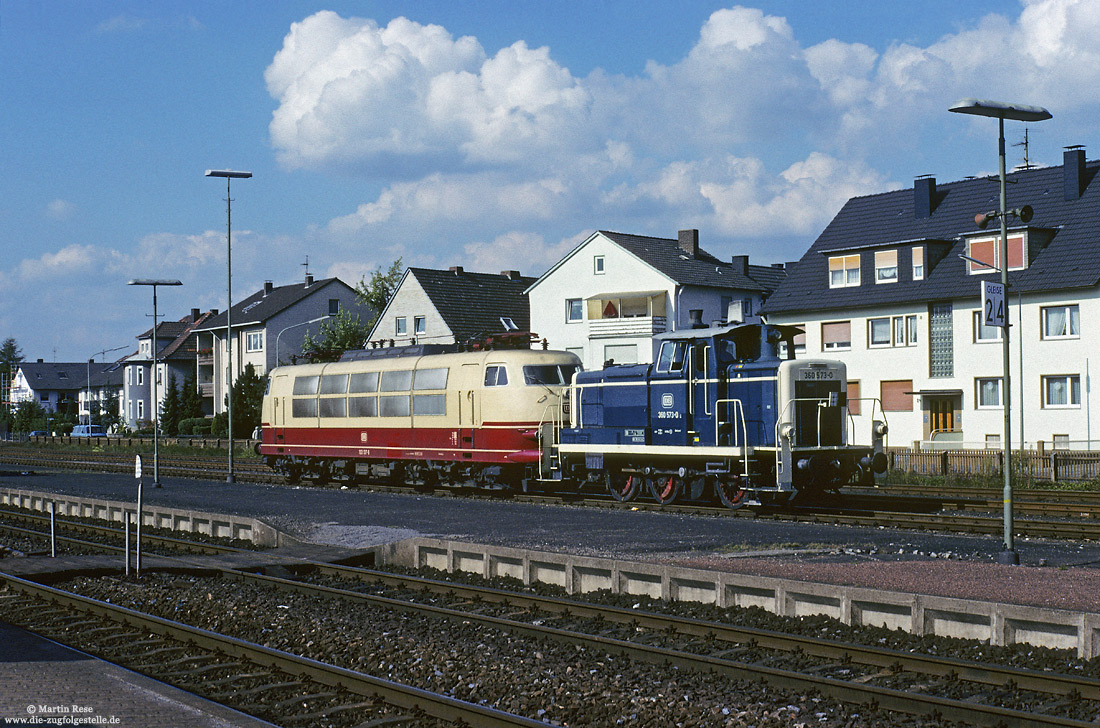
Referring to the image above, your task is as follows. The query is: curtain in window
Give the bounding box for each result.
[1046,308,1067,337]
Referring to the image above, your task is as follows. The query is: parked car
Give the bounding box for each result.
[28,430,47,437]
[71,425,107,437]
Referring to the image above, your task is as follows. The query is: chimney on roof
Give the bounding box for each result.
[191,308,200,321]
[1064,146,1087,200]
[500,270,521,280]
[263,280,273,296]
[731,255,749,276]
[304,274,314,287]
[449,266,464,274]
[211,308,218,316]
[37,358,44,363]
[771,262,785,269]
[688,309,706,329]
[678,229,699,258]
[914,175,936,218]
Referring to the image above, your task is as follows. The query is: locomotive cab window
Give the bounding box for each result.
[523,364,579,386]
[485,365,509,387]
[656,341,686,373]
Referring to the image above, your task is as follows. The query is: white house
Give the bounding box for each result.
[368,267,534,347]
[763,148,1100,450]
[526,229,787,370]
[193,275,367,415]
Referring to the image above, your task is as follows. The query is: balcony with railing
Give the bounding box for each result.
[588,316,667,339]
[198,382,214,398]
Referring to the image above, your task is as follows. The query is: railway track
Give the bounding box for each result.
[4,445,1100,541]
[3,563,1098,727]
[0,574,544,727]
[0,505,257,557]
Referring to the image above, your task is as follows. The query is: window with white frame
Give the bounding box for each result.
[328,298,340,316]
[868,315,917,348]
[822,321,851,350]
[137,367,143,386]
[874,250,898,283]
[828,255,860,288]
[566,299,583,322]
[976,377,1002,408]
[912,245,924,280]
[395,317,407,335]
[246,331,263,352]
[593,256,605,274]
[966,234,1026,274]
[414,316,426,334]
[1052,434,1070,448]
[137,400,144,421]
[1043,375,1081,408]
[973,311,1003,341]
[985,433,1001,448]
[1041,304,1080,339]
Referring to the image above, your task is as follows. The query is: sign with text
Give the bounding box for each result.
[982,280,1006,328]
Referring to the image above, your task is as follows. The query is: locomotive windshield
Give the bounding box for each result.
[655,341,686,372]
[523,364,579,386]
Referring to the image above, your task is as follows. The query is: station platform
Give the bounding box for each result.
[0,621,276,728]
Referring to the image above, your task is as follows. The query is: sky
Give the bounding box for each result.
[4,0,1100,362]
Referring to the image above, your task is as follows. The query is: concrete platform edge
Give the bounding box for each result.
[0,487,282,547]
[379,536,1100,659]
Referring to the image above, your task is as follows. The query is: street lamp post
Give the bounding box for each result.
[86,345,127,426]
[949,98,1051,565]
[205,169,252,483]
[128,279,183,489]
[275,315,331,365]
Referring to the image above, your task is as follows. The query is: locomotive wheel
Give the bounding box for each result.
[284,464,302,485]
[714,475,748,510]
[647,474,681,505]
[312,459,332,485]
[605,470,640,502]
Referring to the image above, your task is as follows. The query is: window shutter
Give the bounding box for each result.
[822,321,850,345]
[880,380,914,411]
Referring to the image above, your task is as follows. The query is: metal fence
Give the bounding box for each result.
[888,447,1100,483]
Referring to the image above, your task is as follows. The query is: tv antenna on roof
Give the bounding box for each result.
[1013,127,1035,170]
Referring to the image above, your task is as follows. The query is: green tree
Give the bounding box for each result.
[298,309,372,363]
[212,363,267,439]
[180,372,204,419]
[160,373,181,436]
[355,258,403,330]
[0,337,23,373]
[100,392,122,433]
[14,399,46,434]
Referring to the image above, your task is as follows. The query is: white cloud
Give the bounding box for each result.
[46,199,75,221]
[463,230,582,275]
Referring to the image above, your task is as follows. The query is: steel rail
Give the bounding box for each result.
[0,572,549,728]
[5,447,1100,537]
[0,512,252,556]
[279,562,1100,701]
[213,567,1096,728]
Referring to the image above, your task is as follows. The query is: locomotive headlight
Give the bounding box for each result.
[796,458,811,470]
[779,423,795,440]
[874,421,889,437]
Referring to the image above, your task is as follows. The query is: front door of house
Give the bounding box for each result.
[927,396,956,438]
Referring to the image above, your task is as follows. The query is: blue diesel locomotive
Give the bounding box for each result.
[538,321,888,507]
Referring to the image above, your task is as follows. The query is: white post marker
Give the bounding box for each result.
[982,280,1007,328]
[134,455,143,576]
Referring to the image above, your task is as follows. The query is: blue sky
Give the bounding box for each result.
[3,0,1099,362]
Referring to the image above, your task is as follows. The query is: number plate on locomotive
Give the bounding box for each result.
[799,369,836,380]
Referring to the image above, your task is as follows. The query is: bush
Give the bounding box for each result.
[177,417,211,436]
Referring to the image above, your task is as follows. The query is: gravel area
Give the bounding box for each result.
[57,573,975,728]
